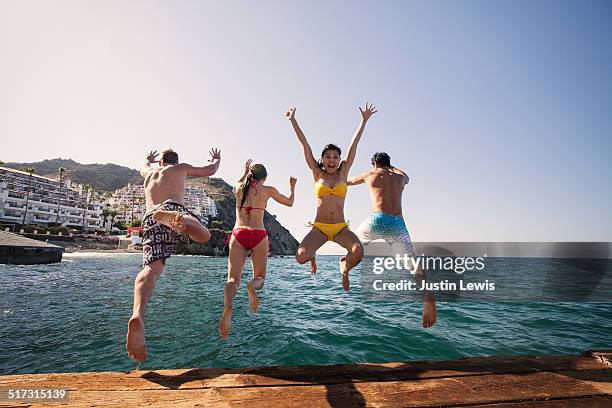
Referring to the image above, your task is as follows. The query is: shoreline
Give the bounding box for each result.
[62,248,300,257]
[63,248,141,254]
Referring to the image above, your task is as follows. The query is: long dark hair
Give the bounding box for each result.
[240,164,267,210]
[318,144,342,171]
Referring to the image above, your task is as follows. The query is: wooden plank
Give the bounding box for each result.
[1,355,609,391]
[586,350,612,366]
[474,395,612,407]
[1,353,610,407]
[5,371,609,408]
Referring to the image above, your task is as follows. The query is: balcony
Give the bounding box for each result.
[32,207,56,214]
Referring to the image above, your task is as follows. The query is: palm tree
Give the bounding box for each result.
[136,197,144,222]
[102,205,111,231]
[54,167,66,224]
[130,191,137,224]
[121,203,128,225]
[21,167,35,226]
[102,204,119,230]
[81,184,93,231]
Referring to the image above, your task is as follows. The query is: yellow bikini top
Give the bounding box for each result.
[314,181,347,198]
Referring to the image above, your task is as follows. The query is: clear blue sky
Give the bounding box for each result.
[1,1,610,253]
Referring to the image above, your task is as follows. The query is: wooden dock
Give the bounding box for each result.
[0,351,610,407]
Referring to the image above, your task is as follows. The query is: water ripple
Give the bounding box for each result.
[1,254,611,374]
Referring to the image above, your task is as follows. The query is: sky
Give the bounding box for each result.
[1,0,611,254]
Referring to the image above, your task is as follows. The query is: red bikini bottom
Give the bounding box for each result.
[232,228,268,250]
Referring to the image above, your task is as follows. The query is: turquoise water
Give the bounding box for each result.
[1,253,611,374]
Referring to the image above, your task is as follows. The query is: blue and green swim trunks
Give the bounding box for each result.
[355,212,414,256]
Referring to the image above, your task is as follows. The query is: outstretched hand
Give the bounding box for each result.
[359,102,377,122]
[146,150,158,163]
[285,107,296,121]
[289,176,297,188]
[244,159,253,173]
[209,148,221,162]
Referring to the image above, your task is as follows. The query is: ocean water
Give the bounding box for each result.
[1,253,611,375]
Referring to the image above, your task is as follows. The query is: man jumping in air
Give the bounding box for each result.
[126,148,221,362]
[348,152,436,328]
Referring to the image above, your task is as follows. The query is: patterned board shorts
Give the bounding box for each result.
[354,211,415,256]
[142,201,203,266]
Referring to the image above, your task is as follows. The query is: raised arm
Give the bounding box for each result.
[347,171,369,186]
[343,102,377,171]
[140,150,158,177]
[285,108,319,174]
[238,159,253,183]
[391,165,409,184]
[181,148,221,177]
[268,177,297,207]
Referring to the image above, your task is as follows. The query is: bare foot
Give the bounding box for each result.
[153,210,186,233]
[126,316,147,362]
[422,293,437,328]
[310,257,317,274]
[219,307,233,339]
[339,256,350,291]
[246,281,260,313]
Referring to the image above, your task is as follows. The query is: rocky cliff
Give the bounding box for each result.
[175,177,298,256]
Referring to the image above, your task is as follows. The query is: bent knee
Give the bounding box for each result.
[192,228,211,244]
[351,243,364,259]
[296,248,310,264]
[137,265,162,284]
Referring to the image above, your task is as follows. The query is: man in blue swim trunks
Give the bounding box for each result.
[348,152,436,328]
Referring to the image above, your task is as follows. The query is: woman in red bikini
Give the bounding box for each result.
[219,159,296,339]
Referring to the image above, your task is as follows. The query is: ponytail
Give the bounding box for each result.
[239,173,254,210]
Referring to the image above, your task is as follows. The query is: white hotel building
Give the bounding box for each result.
[109,183,218,224]
[0,166,103,230]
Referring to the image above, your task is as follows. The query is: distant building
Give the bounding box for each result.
[108,183,145,225]
[185,185,218,218]
[108,183,218,225]
[0,166,103,230]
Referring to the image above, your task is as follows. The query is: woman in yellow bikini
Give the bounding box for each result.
[285,103,377,291]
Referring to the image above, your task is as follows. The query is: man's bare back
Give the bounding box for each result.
[353,167,408,216]
[143,166,189,209]
[141,149,221,210]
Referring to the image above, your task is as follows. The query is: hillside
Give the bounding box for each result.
[175,177,299,256]
[4,158,298,255]
[5,159,143,191]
